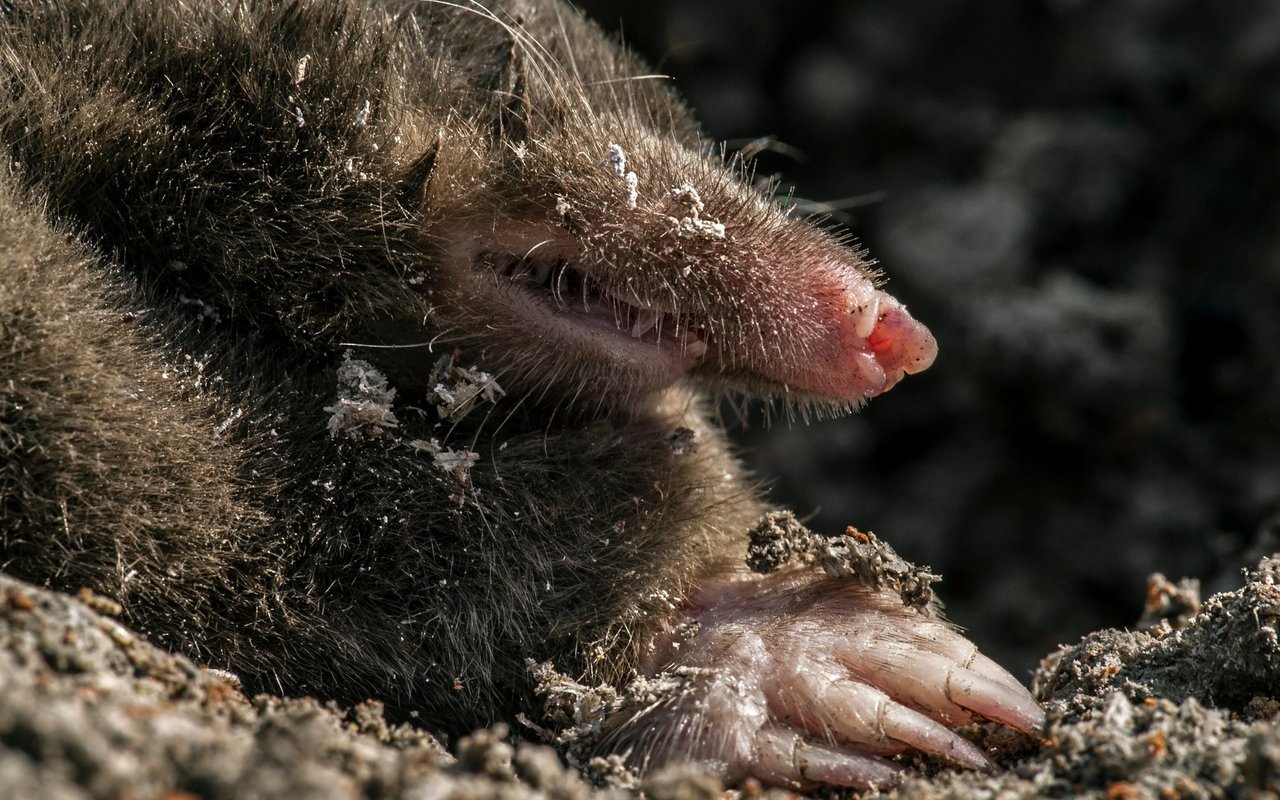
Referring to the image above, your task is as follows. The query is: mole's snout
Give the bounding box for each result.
[753,273,936,405]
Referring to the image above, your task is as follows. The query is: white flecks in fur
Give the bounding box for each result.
[293,54,311,85]
[343,157,370,180]
[406,438,438,454]
[325,351,399,439]
[605,143,627,177]
[668,183,725,239]
[213,408,244,438]
[604,143,640,208]
[353,100,371,127]
[433,448,480,486]
[428,353,504,420]
[406,438,480,487]
[669,182,702,215]
[622,171,639,209]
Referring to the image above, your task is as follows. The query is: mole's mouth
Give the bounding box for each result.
[440,220,935,407]
[484,251,709,364]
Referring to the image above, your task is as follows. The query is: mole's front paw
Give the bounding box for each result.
[611,571,1044,790]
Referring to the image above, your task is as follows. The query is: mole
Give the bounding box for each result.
[0,0,1042,790]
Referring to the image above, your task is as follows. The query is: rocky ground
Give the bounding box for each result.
[3,547,1277,798]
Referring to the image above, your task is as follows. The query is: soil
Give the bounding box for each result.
[3,1,1278,797]
[4,548,1277,798]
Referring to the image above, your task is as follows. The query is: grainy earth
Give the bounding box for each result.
[3,1,1278,797]
[3,546,1278,798]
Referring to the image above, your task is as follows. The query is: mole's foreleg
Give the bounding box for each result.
[608,571,1044,790]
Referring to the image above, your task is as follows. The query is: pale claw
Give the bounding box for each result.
[601,571,1043,789]
[945,662,1046,733]
[754,725,901,790]
[838,624,1046,733]
[972,649,1037,696]
[914,629,1041,709]
[765,653,995,769]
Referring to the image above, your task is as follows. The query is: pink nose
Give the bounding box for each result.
[864,293,937,394]
[756,283,936,403]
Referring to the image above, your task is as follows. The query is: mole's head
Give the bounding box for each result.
[376,1,936,418]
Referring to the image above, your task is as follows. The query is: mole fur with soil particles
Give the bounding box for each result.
[0,0,1042,792]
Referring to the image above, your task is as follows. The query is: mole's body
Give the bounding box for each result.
[0,0,1040,789]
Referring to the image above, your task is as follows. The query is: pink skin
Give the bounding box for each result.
[752,267,938,400]
[636,573,1046,790]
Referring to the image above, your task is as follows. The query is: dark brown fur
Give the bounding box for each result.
[0,5,1023,786]
[0,0,776,730]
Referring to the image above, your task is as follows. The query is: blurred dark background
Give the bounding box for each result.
[574,0,1280,680]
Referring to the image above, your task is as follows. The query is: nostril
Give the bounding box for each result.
[867,324,895,355]
[866,298,937,376]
